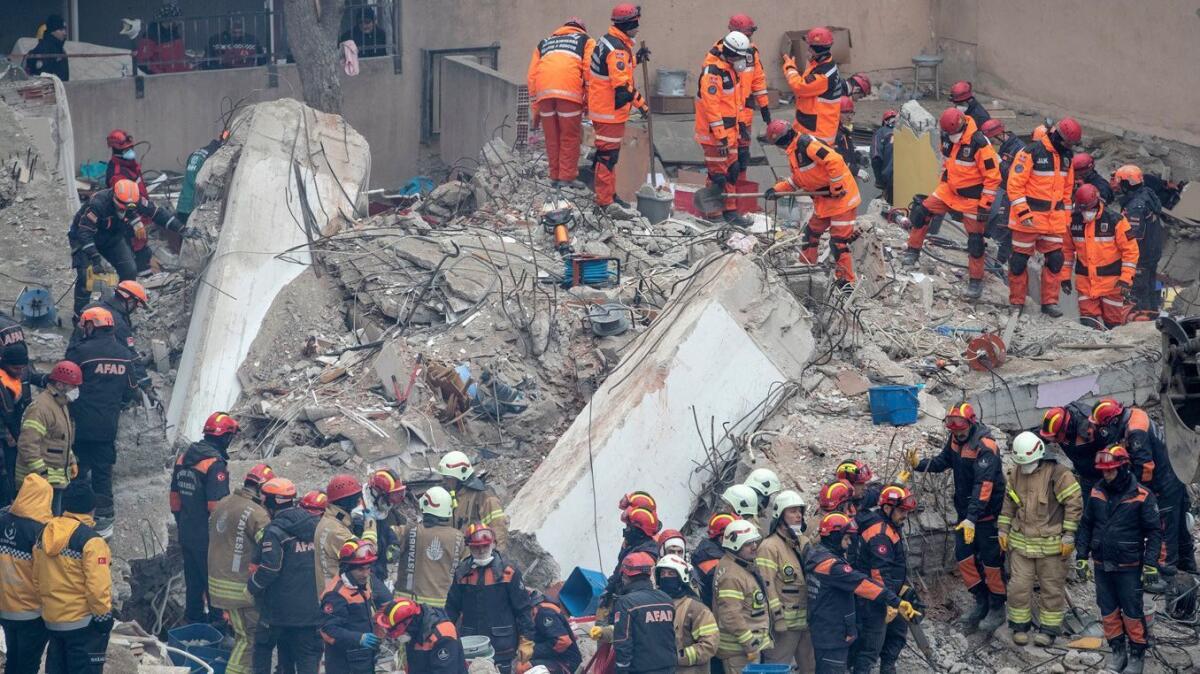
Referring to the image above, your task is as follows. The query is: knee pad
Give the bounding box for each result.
[802,226,822,246]
[908,196,932,230]
[830,238,851,259]
[967,233,986,258]
[1010,253,1029,276]
[594,148,620,171]
[1044,249,1064,274]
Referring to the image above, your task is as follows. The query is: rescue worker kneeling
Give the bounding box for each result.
[320,538,387,674]
[998,432,1083,646]
[1062,184,1138,329]
[655,553,718,673]
[714,519,771,673]
[694,31,755,227]
[376,598,467,673]
[526,587,582,674]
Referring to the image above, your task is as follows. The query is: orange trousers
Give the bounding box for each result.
[804,209,857,283]
[1077,277,1130,328]
[906,194,988,280]
[539,99,584,182]
[1008,230,1065,306]
[700,143,739,214]
[593,121,625,206]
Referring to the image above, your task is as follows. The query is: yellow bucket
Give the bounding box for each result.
[85,267,118,292]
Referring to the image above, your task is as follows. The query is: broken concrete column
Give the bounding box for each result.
[507,253,814,577]
[165,100,370,443]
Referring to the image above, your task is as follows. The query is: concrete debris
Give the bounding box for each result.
[900,99,937,136]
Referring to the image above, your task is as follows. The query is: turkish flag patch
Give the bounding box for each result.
[217,472,227,481]
[97,557,108,565]
[324,603,334,614]
[877,544,889,556]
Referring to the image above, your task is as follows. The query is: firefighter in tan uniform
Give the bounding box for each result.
[17,361,80,511]
[395,486,464,609]
[314,473,362,589]
[755,490,815,670]
[438,451,508,548]
[998,432,1083,646]
[207,463,273,674]
[654,553,718,673]
[713,519,772,673]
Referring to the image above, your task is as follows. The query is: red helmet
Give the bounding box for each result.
[1094,445,1131,470]
[949,81,973,103]
[728,13,756,33]
[818,512,858,538]
[466,524,496,548]
[839,96,855,114]
[1039,407,1071,441]
[1056,117,1083,145]
[835,459,873,485]
[244,463,275,489]
[611,3,640,23]
[107,129,135,151]
[339,538,378,566]
[618,491,656,512]
[621,506,661,537]
[620,551,655,577]
[818,480,854,512]
[299,490,328,515]
[980,119,1006,138]
[326,474,363,503]
[368,468,407,505]
[203,412,240,437]
[79,307,115,330]
[1075,184,1101,210]
[945,402,978,431]
[706,512,739,539]
[939,107,966,135]
[1090,398,1124,427]
[1072,152,1095,174]
[878,485,918,511]
[848,73,871,96]
[49,360,83,386]
[115,280,149,307]
[765,119,791,144]
[806,26,834,47]
[656,528,684,549]
[112,179,140,208]
[564,16,587,31]
[1113,164,1144,186]
[882,109,899,124]
[376,598,421,638]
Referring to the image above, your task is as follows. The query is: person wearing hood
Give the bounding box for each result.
[249,477,324,674]
[655,553,717,673]
[445,525,534,673]
[437,451,508,548]
[0,474,54,673]
[32,482,113,674]
[755,490,814,671]
[170,412,235,624]
[17,361,81,513]
[320,538,388,674]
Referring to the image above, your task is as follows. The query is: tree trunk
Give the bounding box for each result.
[282,0,346,114]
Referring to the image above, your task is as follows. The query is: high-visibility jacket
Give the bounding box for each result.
[673,593,719,673]
[395,520,463,608]
[0,475,51,620]
[772,133,861,218]
[916,423,1005,522]
[998,461,1083,558]
[932,116,1002,213]
[449,479,507,548]
[207,487,269,609]
[33,511,112,630]
[1063,206,1139,287]
[17,388,75,487]
[527,25,594,107]
[755,529,808,631]
[737,44,770,127]
[1007,136,1074,236]
[587,26,640,125]
[713,552,772,657]
[694,47,741,147]
[314,504,356,590]
[784,53,844,143]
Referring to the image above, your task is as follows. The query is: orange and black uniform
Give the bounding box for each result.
[905,116,1001,281]
[914,423,1006,601]
[587,25,643,207]
[170,438,230,623]
[1075,469,1161,657]
[528,24,594,183]
[784,52,843,144]
[1063,203,1138,328]
[694,44,743,214]
[0,475,53,673]
[803,541,900,674]
[692,536,724,607]
[850,510,909,673]
[529,596,581,674]
[1006,135,1074,307]
[404,606,468,674]
[611,577,677,672]
[772,132,862,283]
[248,506,323,674]
[104,153,156,272]
[735,43,770,178]
[319,574,388,674]
[445,552,533,674]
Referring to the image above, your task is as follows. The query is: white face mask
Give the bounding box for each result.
[471,544,495,567]
[1020,461,1039,474]
[949,132,964,143]
[65,388,80,402]
[956,104,969,112]
[1082,210,1098,221]
[789,523,806,536]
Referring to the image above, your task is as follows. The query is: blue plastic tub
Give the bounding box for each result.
[868,384,922,426]
[560,566,607,617]
[167,623,230,674]
[743,666,792,673]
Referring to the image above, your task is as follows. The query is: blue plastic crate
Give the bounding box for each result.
[560,566,607,617]
[167,623,230,674]
[868,384,922,426]
[743,665,792,673]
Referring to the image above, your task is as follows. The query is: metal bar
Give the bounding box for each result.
[392,0,403,74]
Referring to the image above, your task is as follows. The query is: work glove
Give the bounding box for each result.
[517,638,534,662]
[897,600,921,621]
[885,605,898,623]
[998,531,1008,552]
[955,519,975,545]
[636,44,651,62]
[90,256,106,275]
[764,188,779,201]
[906,447,920,469]
[781,54,797,73]
[897,469,911,483]
[1075,558,1092,582]
[829,181,847,198]
[92,613,114,635]
[360,633,381,649]
[1117,280,1132,301]
[1060,534,1075,557]
[1061,279,1073,295]
[760,106,772,123]
[589,625,612,641]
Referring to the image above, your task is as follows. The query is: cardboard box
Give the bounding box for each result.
[781,27,852,66]
[650,95,693,115]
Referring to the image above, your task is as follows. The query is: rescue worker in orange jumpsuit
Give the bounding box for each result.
[103,129,157,273]
[901,108,1002,300]
[694,31,754,227]
[528,19,594,189]
[1006,117,1083,316]
[764,119,862,288]
[727,15,771,181]
[1062,184,1139,329]
[782,27,844,145]
[587,4,648,213]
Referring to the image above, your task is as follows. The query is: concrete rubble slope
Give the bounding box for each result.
[166,99,370,443]
[507,252,814,576]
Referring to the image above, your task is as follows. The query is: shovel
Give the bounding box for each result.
[692,184,829,214]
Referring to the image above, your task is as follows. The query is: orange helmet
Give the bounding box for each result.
[262,478,297,508]
[202,412,240,437]
[299,490,327,515]
[244,463,274,489]
[1039,407,1072,441]
[839,96,855,114]
[1090,398,1125,427]
[706,512,739,539]
[1094,445,1131,470]
[818,512,858,538]
[618,491,656,512]
[818,479,854,512]
[339,538,378,567]
[621,506,661,537]
[79,307,115,330]
[376,598,421,638]
[620,551,656,577]
[878,485,917,511]
[107,129,135,151]
[1075,184,1101,210]
[115,280,149,307]
[835,459,873,485]
[1113,164,1144,187]
[112,179,140,209]
[49,360,83,386]
[367,468,407,506]
[728,13,756,33]
[806,26,834,47]
[945,402,978,431]
[949,80,973,103]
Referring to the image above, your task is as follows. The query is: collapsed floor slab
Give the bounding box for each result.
[507,253,813,578]
[165,99,370,443]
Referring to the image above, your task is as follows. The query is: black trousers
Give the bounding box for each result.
[253,624,322,674]
[73,239,137,318]
[955,518,1006,600]
[1158,484,1196,571]
[986,194,1012,264]
[1131,255,1161,311]
[849,601,907,673]
[0,441,14,508]
[814,645,850,674]
[46,624,109,674]
[74,445,115,519]
[1095,568,1147,652]
[182,542,210,622]
[1,617,49,674]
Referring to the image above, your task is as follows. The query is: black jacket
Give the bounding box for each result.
[916,423,1005,522]
[530,598,582,672]
[1100,407,1182,496]
[249,507,322,626]
[68,189,178,259]
[854,510,906,592]
[169,439,229,548]
[870,124,894,189]
[1040,401,1103,489]
[445,552,533,646]
[1081,169,1115,204]
[803,542,899,651]
[692,537,724,607]
[69,296,148,390]
[604,532,659,600]
[405,607,468,674]
[611,578,676,673]
[1076,470,1162,571]
[961,98,991,127]
[1119,185,1164,261]
[995,135,1025,189]
[64,329,136,443]
[320,574,389,674]
[25,34,69,81]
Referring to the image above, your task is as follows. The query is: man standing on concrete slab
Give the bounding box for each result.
[713,520,771,672]
[728,15,771,181]
[528,18,594,190]
[695,30,755,227]
[438,451,509,548]
[851,486,918,674]
[587,3,649,214]
[1062,184,1139,329]
[782,27,844,145]
[756,490,814,671]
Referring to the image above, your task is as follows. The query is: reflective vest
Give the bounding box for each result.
[693,48,740,146]
[527,25,594,105]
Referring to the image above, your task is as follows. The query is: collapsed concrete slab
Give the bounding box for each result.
[165,99,369,443]
[507,253,813,578]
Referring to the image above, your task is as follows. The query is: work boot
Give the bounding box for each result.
[1011,629,1030,645]
[1033,631,1055,647]
[878,662,898,674]
[960,597,989,631]
[1040,304,1064,318]
[962,278,983,300]
[612,196,631,208]
[723,210,753,228]
[1108,639,1128,672]
[900,247,921,267]
[1125,649,1145,674]
[978,596,1007,633]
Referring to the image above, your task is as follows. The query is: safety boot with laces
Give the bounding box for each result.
[963,278,983,300]
[900,247,920,267]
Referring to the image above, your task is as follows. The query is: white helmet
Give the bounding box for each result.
[438,451,474,481]
[660,535,686,556]
[722,484,760,517]
[655,552,692,584]
[771,489,806,522]
[526,668,551,674]
[722,519,762,552]
[1011,431,1045,465]
[722,30,751,58]
[419,486,454,518]
[745,468,782,499]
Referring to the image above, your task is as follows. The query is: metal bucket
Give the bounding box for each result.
[636,184,673,224]
[655,69,687,96]
[462,635,494,660]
